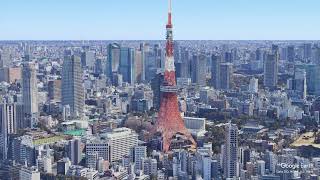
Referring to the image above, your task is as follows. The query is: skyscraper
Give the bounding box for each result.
[174,41,181,63]
[155,0,196,152]
[223,123,239,179]
[94,58,104,75]
[211,54,222,89]
[119,47,135,84]
[220,63,233,90]
[81,51,95,70]
[0,67,9,82]
[154,44,163,69]
[303,43,312,61]
[256,48,263,61]
[48,79,62,102]
[224,51,232,63]
[0,103,18,159]
[280,47,288,61]
[191,53,207,86]
[151,70,164,111]
[202,156,212,180]
[179,47,190,78]
[174,42,183,78]
[0,54,2,68]
[22,62,38,126]
[0,49,10,68]
[145,48,158,82]
[67,139,82,165]
[305,64,320,95]
[291,68,307,99]
[139,43,147,81]
[61,54,84,118]
[264,53,279,89]
[239,146,251,170]
[249,77,259,93]
[106,43,121,82]
[130,146,147,172]
[287,45,295,62]
[134,50,143,83]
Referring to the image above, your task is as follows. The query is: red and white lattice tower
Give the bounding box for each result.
[155,0,196,152]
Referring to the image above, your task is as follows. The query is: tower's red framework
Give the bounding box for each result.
[155,0,196,152]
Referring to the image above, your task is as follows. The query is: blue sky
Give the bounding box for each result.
[0,0,319,40]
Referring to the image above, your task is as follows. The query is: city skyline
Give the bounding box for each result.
[1,0,320,40]
[1,0,320,179]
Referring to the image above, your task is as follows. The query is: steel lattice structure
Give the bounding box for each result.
[155,0,196,152]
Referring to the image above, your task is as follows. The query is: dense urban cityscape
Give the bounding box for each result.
[1,0,320,180]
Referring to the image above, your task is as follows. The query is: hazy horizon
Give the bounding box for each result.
[1,0,320,40]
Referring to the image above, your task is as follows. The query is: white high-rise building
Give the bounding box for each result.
[62,54,84,118]
[183,117,206,136]
[184,117,206,130]
[19,166,40,180]
[257,160,266,176]
[104,127,138,162]
[224,123,239,179]
[22,62,38,127]
[37,156,52,174]
[43,156,53,174]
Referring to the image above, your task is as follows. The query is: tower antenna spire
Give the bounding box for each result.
[168,0,172,25]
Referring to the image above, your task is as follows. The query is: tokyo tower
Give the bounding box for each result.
[155,0,196,152]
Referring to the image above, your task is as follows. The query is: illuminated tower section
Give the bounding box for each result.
[155,0,196,152]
